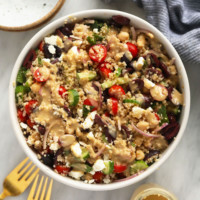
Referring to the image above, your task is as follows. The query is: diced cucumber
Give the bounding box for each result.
[102,134,109,144]
[83,105,95,118]
[24,76,33,88]
[103,161,114,175]
[115,68,122,77]
[71,163,92,173]
[157,105,169,125]
[123,99,140,105]
[81,148,90,160]
[130,161,148,174]
[101,77,129,89]
[38,57,42,65]
[68,89,79,106]
[16,67,27,84]
[77,71,97,84]
[101,80,115,89]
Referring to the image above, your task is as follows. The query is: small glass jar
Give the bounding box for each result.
[131,184,178,200]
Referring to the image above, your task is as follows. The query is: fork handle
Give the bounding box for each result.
[0,190,10,200]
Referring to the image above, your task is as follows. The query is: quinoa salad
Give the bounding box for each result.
[15,15,183,184]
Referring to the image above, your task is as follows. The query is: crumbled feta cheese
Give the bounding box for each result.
[88,179,95,184]
[103,176,111,184]
[42,58,51,64]
[20,122,27,129]
[77,109,83,117]
[53,136,59,142]
[71,142,82,157]
[50,143,59,151]
[71,46,79,55]
[48,45,56,54]
[82,111,97,129]
[44,35,58,46]
[93,159,105,171]
[143,78,155,89]
[132,106,145,119]
[133,57,145,71]
[33,125,38,132]
[87,132,94,140]
[89,170,95,175]
[69,170,84,180]
[65,160,70,168]
[93,28,99,33]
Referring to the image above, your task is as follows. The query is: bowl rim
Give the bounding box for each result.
[9,9,190,191]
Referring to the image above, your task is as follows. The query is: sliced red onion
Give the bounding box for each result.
[154,123,169,133]
[30,65,35,74]
[132,123,160,138]
[130,26,136,41]
[95,145,106,158]
[136,29,154,38]
[39,85,43,96]
[142,50,160,57]
[69,35,81,40]
[114,170,145,182]
[93,81,102,108]
[43,121,58,149]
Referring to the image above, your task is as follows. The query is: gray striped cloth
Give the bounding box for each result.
[104,0,200,64]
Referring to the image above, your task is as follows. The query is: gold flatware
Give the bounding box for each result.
[0,157,39,200]
[27,175,53,200]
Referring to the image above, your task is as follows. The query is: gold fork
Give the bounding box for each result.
[0,157,39,200]
[27,175,53,200]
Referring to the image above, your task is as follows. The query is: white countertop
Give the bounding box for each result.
[0,0,199,199]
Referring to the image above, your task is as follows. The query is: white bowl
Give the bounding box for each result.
[9,9,190,191]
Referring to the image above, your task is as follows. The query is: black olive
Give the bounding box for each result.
[43,44,53,58]
[41,154,54,168]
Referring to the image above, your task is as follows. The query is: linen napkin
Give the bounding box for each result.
[104,0,200,64]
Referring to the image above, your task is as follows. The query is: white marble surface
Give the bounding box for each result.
[0,0,199,199]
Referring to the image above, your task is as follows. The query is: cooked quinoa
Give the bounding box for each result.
[15,15,183,183]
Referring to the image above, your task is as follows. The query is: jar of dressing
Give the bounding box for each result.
[131,184,178,200]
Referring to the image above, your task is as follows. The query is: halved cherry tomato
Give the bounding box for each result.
[84,98,97,111]
[34,68,50,83]
[114,165,127,173]
[110,97,118,115]
[55,165,70,174]
[89,44,107,63]
[27,118,35,129]
[17,109,27,123]
[155,113,160,121]
[98,62,112,78]
[25,100,38,115]
[93,171,104,183]
[108,85,125,99]
[39,41,44,52]
[126,42,138,58]
[58,86,67,98]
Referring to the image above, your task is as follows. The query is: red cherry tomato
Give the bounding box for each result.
[126,42,138,58]
[114,165,127,173]
[27,118,35,129]
[58,86,67,98]
[25,100,38,115]
[93,171,104,183]
[34,68,50,83]
[89,44,107,63]
[55,165,70,174]
[155,113,160,121]
[39,41,44,52]
[110,97,118,116]
[83,98,97,111]
[108,85,125,99]
[98,62,112,78]
[17,109,27,123]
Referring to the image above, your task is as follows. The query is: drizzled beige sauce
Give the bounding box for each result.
[32,78,65,137]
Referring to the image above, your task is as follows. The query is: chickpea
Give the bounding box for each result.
[137,121,149,131]
[136,149,145,160]
[31,82,41,93]
[137,34,146,47]
[118,31,129,42]
[150,85,168,101]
